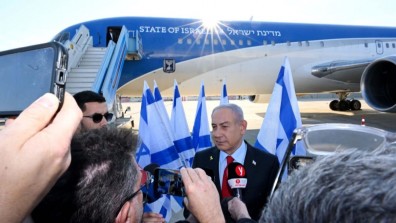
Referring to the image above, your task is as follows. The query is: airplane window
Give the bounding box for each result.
[306,41,310,46]
[263,40,267,45]
[320,41,324,47]
[377,43,382,48]
[196,38,201,45]
[231,40,235,45]
[364,43,368,48]
[386,43,389,48]
[205,39,210,45]
[187,39,192,44]
[239,40,243,46]
[298,42,302,46]
[287,41,291,46]
[178,38,183,44]
[393,43,395,48]
[221,39,226,45]
[213,39,218,45]
[271,41,275,46]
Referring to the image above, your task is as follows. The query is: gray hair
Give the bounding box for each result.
[32,127,139,223]
[261,145,396,223]
[212,103,244,122]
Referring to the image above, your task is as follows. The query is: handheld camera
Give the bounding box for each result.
[0,42,68,118]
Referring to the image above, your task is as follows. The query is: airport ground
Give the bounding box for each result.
[120,98,396,145]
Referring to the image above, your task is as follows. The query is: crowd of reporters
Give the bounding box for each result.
[1,91,396,223]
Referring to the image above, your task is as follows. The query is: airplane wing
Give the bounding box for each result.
[311,59,372,83]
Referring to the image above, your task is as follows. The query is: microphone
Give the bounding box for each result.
[227,162,247,199]
[143,163,161,203]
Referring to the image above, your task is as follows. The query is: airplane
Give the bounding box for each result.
[53,16,396,113]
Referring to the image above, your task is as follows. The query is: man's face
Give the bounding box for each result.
[211,108,247,154]
[81,102,109,130]
[128,161,144,223]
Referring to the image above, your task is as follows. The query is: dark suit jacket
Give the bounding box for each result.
[192,141,279,222]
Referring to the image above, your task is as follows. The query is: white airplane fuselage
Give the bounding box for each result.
[56,17,396,112]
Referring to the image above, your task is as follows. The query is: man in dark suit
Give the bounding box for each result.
[106,28,119,46]
[192,103,279,222]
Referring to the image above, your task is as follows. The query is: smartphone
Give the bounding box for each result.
[154,168,185,197]
[0,42,68,117]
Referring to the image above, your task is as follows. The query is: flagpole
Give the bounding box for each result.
[269,129,303,199]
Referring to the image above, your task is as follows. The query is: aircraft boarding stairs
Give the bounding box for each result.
[66,46,107,95]
[61,25,142,127]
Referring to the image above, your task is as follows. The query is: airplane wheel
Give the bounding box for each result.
[338,100,349,111]
[329,100,339,111]
[345,99,351,107]
[350,100,361,110]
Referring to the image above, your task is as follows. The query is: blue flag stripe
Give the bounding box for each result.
[141,94,148,124]
[192,103,203,149]
[173,85,180,108]
[146,88,155,105]
[198,135,212,148]
[174,137,194,153]
[151,146,181,165]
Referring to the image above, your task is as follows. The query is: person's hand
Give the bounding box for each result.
[0,93,82,223]
[180,167,225,223]
[142,212,165,223]
[228,197,251,221]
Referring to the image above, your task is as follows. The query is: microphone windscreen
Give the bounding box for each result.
[227,162,247,189]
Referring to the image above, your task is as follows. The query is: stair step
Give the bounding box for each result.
[70,68,99,73]
[66,45,107,94]
[67,73,97,78]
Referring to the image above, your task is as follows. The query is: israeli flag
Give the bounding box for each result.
[136,81,183,222]
[136,81,182,169]
[192,81,212,152]
[255,57,306,164]
[153,80,171,122]
[220,79,229,105]
[171,80,195,167]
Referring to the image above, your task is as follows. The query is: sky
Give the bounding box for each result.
[1,0,396,51]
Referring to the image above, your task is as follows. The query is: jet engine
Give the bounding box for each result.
[361,56,396,112]
[248,94,271,103]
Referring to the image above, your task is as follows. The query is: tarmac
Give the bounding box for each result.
[120,98,396,145]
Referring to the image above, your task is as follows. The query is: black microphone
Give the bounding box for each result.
[227,162,247,199]
[143,163,161,203]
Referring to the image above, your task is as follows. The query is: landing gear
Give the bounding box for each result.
[329,93,362,111]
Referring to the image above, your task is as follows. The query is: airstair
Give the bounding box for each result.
[61,24,137,120]
[66,46,107,95]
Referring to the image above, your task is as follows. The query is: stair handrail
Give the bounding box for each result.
[91,41,116,92]
[101,26,129,110]
[63,25,92,69]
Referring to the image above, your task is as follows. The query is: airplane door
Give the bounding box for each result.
[375,40,383,55]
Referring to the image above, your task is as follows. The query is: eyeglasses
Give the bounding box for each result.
[117,169,153,214]
[83,112,113,123]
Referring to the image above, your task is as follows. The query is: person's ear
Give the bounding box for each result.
[115,201,131,223]
[240,120,247,133]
